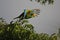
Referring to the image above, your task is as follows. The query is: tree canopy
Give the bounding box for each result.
[0,18,57,40]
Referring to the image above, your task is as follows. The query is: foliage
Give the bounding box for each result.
[58,28,60,38]
[30,0,54,5]
[0,18,57,40]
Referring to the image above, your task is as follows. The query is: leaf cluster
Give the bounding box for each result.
[0,18,57,40]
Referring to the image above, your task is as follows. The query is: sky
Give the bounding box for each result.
[0,0,60,34]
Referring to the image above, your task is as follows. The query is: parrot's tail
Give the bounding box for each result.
[14,17,18,19]
[14,18,16,19]
[13,17,24,22]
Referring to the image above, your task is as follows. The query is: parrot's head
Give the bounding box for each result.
[31,9,40,17]
[25,9,40,19]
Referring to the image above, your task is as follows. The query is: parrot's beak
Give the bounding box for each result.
[33,13,39,17]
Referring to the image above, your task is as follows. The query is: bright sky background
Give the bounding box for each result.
[0,0,60,34]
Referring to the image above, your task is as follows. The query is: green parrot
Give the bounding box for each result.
[14,9,40,21]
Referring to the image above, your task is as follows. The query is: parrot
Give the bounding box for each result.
[14,9,40,21]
